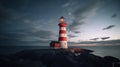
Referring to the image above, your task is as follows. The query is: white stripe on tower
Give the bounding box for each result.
[60,27,66,30]
[59,34,67,37]
[59,41,67,42]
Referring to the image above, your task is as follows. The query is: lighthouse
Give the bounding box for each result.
[49,16,68,49]
[58,16,68,48]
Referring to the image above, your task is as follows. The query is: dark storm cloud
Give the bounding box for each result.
[0,0,60,46]
[0,0,30,23]
[20,29,56,40]
[16,27,56,40]
[0,5,16,22]
[90,38,99,41]
[101,37,110,40]
[90,37,111,41]
[68,0,101,32]
[0,0,53,23]
[0,29,55,46]
[103,25,115,30]
[68,21,84,31]
[112,14,117,18]
[0,32,27,46]
[30,30,55,39]
[74,31,80,34]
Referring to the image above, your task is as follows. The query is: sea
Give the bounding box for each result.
[0,46,120,59]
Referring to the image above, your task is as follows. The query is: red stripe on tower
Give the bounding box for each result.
[59,30,66,33]
[58,16,68,48]
[59,37,67,41]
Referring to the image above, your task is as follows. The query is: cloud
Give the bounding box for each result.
[0,2,58,46]
[68,21,84,31]
[76,39,120,46]
[90,38,99,41]
[0,32,27,46]
[62,0,76,8]
[90,37,110,41]
[19,29,56,41]
[90,36,111,41]
[89,37,110,41]
[0,2,40,24]
[101,37,110,40]
[0,1,58,46]
[74,31,80,34]
[0,5,15,22]
[111,14,117,18]
[30,30,55,40]
[0,2,28,20]
[68,0,101,32]
[103,25,115,30]
[62,2,70,8]
[68,34,77,38]
[0,28,56,46]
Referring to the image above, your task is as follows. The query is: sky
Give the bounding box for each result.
[0,0,120,46]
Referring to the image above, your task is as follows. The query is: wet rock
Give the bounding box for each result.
[0,54,45,67]
[75,53,104,67]
[103,56,120,67]
[104,56,120,63]
[0,48,119,67]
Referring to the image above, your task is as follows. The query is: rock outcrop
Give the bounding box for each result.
[0,48,119,67]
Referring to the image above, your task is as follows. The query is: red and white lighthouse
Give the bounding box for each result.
[58,16,68,48]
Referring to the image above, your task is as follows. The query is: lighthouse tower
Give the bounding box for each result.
[58,16,68,48]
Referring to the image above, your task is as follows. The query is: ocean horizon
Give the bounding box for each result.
[0,45,120,59]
